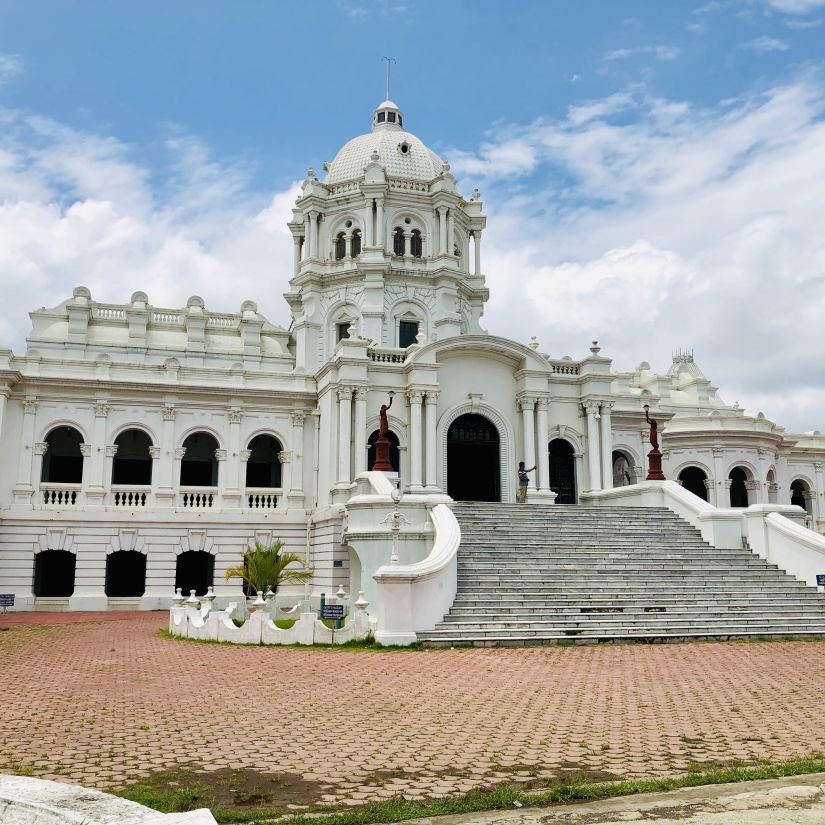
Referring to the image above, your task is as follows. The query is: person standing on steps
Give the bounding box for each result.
[517,461,535,503]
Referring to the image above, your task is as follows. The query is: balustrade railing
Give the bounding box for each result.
[110,486,151,508]
[368,348,406,364]
[178,487,217,510]
[40,484,83,508]
[246,488,281,510]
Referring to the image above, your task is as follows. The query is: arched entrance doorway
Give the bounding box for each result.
[729,467,749,507]
[447,414,500,501]
[549,439,576,504]
[678,466,709,501]
[368,430,400,473]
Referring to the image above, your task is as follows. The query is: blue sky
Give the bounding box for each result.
[1,0,825,429]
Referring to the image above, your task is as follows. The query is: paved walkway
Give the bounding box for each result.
[3,613,825,809]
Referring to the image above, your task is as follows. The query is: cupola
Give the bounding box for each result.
[372,100,404,131]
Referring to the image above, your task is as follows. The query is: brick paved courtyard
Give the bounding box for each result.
[3,612,825,809]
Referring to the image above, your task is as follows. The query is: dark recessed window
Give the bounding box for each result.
[399,321,419,348]
[398,116,403,127]
[393,227,405,256]
[337,322,351,342]
[411,229,422,258]
[387,112,396,123]
[334,232,345,261]
[377,112,386,123]
[351,229,361,257]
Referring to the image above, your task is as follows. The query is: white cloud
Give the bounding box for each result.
[742,35,791,51]
[0,54,22,84]
[766,0,825,13]
[0,112,300,345]
[785,16,823,26]
[604,45,682,62]
[449,72,825,432]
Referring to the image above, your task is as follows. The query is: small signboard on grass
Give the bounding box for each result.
[322,604,345,621]
[816,575,825,587]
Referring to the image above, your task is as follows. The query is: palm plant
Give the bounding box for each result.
[224,540,313,595]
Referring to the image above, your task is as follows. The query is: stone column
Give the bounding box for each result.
[14,398,38,504]
[424,390,439,490]
[215,449,227,508]
[438,208,447,255]
[309,211,320,259]
[473,230,482,275]
[354,389,368,476]
[337,387,352,484]
[345,232,352,258]
[84,401,109,509]
[814,462,825,530]
[0,384,9,445]
[599,402,614,491]
[745,479,762,506]
[704,478,716,504]
[155,405,177,510]
[293,236,302,274]
[446,208,454,255]
[375,198,385,248]
[712,447,727,507]
[583,401,602,492]
[364,200,374,247]
[288,412,307,509]
[408,390,424,490]
[303,213,311,260]
[239,449,251,505]
[519,395,537,490]
[223,408,242,509]
[536,398,550,492]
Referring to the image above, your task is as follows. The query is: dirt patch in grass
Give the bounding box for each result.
[119,765,332,812]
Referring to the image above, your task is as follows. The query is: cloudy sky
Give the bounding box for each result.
[1,0,824,430]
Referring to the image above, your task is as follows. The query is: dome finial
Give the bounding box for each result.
[382,55,396,101]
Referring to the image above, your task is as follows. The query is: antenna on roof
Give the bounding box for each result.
[382,55,396,100]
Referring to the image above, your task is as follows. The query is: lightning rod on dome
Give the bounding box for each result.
[382,55,396,101]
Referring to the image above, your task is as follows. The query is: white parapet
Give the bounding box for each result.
[344,471,460,646]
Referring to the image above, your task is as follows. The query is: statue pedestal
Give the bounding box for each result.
[372,435,393,472]
[646,449,665,481]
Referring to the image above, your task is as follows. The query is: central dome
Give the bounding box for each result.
[325,100,445,185]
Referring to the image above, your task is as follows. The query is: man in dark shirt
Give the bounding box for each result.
[517,461,535,503]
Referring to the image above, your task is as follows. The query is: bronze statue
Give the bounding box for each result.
[644,406,659,451]
[379,394,393,438]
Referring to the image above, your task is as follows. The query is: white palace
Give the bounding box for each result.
[1,96,825,616]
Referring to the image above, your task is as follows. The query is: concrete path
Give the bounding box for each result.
[399,775,825,824]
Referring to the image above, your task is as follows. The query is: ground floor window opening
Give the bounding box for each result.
[549,439,576,504]
[447,414,500,502]
[729,467,749,507]
[33,550,76,597]
[105,550,146,598]
[175,551,214,597]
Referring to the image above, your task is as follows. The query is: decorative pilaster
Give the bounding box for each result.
[14,398,38,505]
[155,405,177,509]
[473,230,482,275]
[583,401,602,492]
[599,402,614,491]
[437,207,447,255]
[224,407,243,509]
[336,387,353,485]
[424,390,439,490]
[289,411,307,509]
[407,390,424,490]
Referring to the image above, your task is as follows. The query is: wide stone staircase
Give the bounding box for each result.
[417,503,825,646]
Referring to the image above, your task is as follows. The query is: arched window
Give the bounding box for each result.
[105,551,146,598]
[246,434,283,488]
[410,229,422,258]
[612,450,635,487]
[41,426,84,484]
[351,229,361,257]
[175,551,214,598]
[393,227,405,256]
[368,430,400,473]
[334,232,346,261]
[180,432,219,487]
[678,466,709,501]
[729,467,749,508]
[112,429,153,486]
[33,550,76,597]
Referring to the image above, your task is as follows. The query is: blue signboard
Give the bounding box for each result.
[816,575,825,587]
[0,594,14,607]
[322,604,345,620]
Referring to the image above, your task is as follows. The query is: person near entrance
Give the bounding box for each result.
[517,461,535,503]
